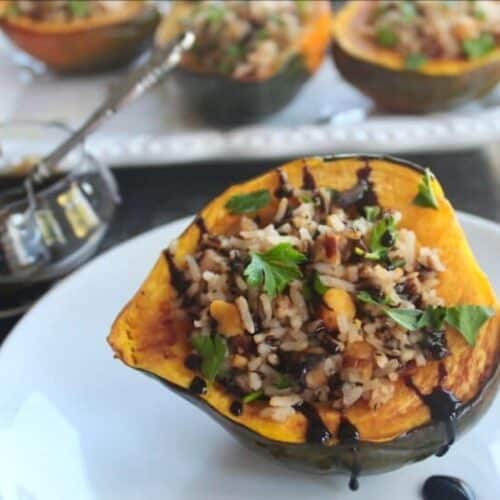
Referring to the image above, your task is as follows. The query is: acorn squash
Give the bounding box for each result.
[0,0,159,73]
[332,1,500,113]
[155,1,333,124]
[108,155,499,487]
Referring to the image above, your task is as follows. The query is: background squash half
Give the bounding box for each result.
[332,1,500,113]
[109,155,499,476]
[155,1,333,124]
[0,0,159,73]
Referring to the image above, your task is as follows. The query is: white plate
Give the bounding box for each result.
[0,213,499,500]
[1,35,500,165]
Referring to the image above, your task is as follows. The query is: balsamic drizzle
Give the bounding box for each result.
[189,376,207,395]
[302,164,317,191]
[230,401,243,417]
[337,417,361,491]
[163,250,188,293]
[274,167,293,198]
[194,215,208,236]
[335,161,378,210]
[294,401,331,444]
[422,475,475,500]
[405,363,461,457]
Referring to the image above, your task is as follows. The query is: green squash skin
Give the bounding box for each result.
[170,55,314,125]
[332,42,500,113]
[137,344,499,477]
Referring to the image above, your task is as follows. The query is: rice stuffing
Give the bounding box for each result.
[176,167,449,422]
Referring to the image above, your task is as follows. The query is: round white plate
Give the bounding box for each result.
[0,214,499,500]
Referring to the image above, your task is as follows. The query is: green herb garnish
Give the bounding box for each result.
[463,33,495,60]
[473,8,486,21]
[444,305,494,346]
[357,292,494,346]
[244,243,307,299]
[191,334,227,382]
[363,205,381,222]
[255,28,268,41]
[359,215,397,261]
[376,27,398,47]
[275,374,291,389]
[5,2,19,16]
[294,0,307,14]
[404,53,427,70]
[313,273,330,296]
[225,189,271,214]
[242,389,265,403]
[385,308,422,330]
[68,0,89,17]
[204,4,225,23]
[400,1,417,21]
[413,168,439,209]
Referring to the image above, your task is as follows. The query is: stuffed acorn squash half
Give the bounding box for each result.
[109,155,499,489]
[333,0,500,113]
[0,0,159,73]
[155,0,333,124]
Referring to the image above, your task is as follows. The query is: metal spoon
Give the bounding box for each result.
[0,31,195,207]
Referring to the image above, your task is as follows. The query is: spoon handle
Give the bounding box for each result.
[32,31,195,183]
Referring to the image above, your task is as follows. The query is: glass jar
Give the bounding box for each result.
[0,121,120,317]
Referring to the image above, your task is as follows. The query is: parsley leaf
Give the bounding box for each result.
[68,0,89,17]
[405,53,427,70]
[413,168,439,209]
[474,8,486,21]
[244,243,307,298]
[357,292,495,346]
[356,290,382,307]
[204,4,225,23]
[444,305,494,346]
[5,3,19,16]
[313,273,330,296]
[400,1,416,21]
[275,374,291,389]
[360,215,397,261]
[463,33,495,60]
[417,305,447,330]
[242,389,264,403]
[225,189,271,214]
[191,334,227,382]
[363,205,381,222]
[358,292,422,329]
[385,308,422,330]
[376,27,398,47]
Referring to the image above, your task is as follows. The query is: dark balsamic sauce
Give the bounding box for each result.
[337,417,361,491]
[294,401,331,444]
[422,475,475,500]
[163,250,188,293]
[189,376,207,395]
[406,364,461,457]
[274,167,293,198]
[194,215,208,235]
[302,165,317,191]
[356,162,379,207]
[184,354,202,371]
[230,401,243,417]
[335,162,379,211]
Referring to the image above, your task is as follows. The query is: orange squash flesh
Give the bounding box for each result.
[109,155,499,446]
[0,0,159,73]
[333,1,500,112]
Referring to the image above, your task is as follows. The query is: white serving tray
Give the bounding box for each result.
[1,35,500,166]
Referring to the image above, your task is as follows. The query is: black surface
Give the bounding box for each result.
[1,149,500,344]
